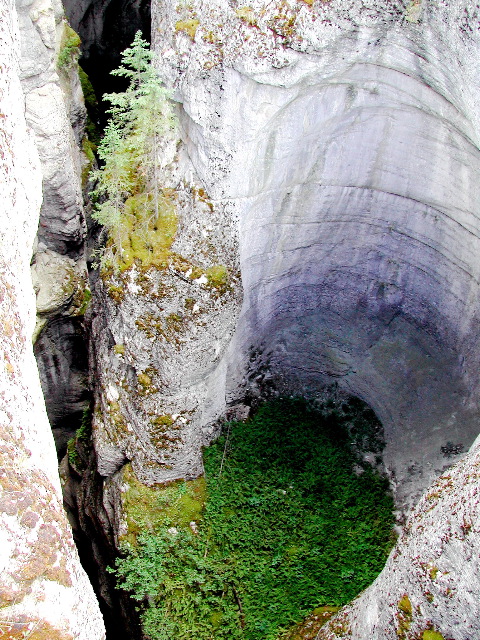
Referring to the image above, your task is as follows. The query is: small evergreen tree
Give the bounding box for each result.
[91,31,176,268]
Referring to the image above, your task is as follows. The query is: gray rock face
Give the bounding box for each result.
[153,0,480,512]
[34,317,90,457]
[148,0,480,635]
[0,1,104,635]
[16,0,86,255]
[16,0,92,459]
[90,175,241,484]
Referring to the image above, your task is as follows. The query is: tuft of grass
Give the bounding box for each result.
[57,23,81,69]
[112,398,394,640]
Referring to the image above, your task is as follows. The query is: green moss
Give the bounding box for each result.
[138,373,152,387]
[397,594,413,639]
[67,437,81,468]
[78,66,101,147]
[116,192,177,271]
[429,566,439,580]
[175,19,200,39]
[57,23,81,69]
[67,405,92,473]
[152,415,175,428]
[114,344,125,355]
[77,404,93,443]
[422,632,445,640]
[206,264,229,292]
[119,464,207,546]
[77,284,91,314]
[398,595,412,615]
[107,285,124,304]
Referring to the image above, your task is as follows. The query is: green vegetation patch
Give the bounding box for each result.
[57,23,81,69]
[119,464,207,547]
[67,404,93,472]
[422,632,445,640]
[114,191,178,271]
[175,19,200,39]
[78,66,101,147]
[112,398,394,639]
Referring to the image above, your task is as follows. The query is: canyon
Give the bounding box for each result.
[1,0,480,638]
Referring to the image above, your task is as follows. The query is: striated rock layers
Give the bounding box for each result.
[0,0,105,636]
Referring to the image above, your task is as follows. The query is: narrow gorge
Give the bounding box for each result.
[1,0,480,639]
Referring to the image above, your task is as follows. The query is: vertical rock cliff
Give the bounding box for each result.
[17,0,92,456]
[0,0,104,636]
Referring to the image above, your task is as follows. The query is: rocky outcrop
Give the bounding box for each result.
[150,0,480,512]
[0,1,104,635]
[317,433,480,639]
[89,175,241,484]
[16,0,86,255]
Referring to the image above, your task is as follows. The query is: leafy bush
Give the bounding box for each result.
[112,398,394,639]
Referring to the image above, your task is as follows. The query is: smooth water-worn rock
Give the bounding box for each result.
[151,0,480,512]
[16,0,86,255]
[16,0,92,457]
[0,2,104,635]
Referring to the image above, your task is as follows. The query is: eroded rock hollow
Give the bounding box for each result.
[150,0,480,512]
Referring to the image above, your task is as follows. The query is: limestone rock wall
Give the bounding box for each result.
[17,0,92,454]
[17,0,86,255]
[146,0,480,636]
[0,0,104,636]
[152,0,480,511]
